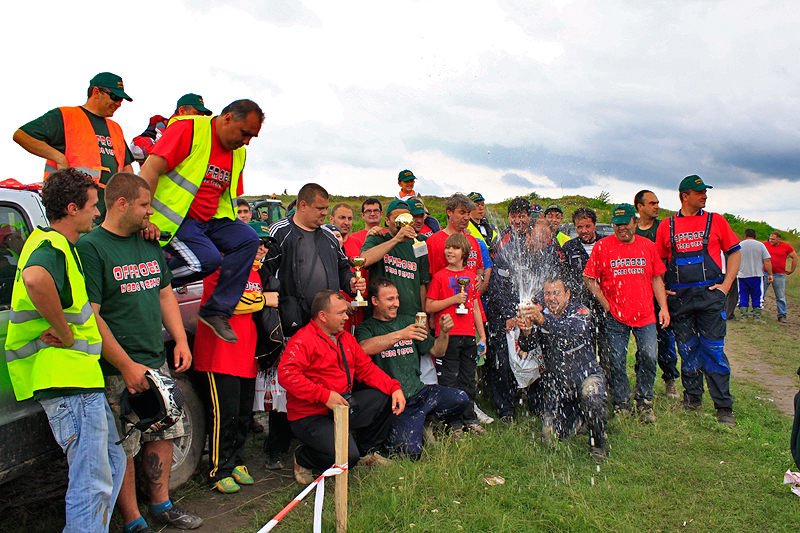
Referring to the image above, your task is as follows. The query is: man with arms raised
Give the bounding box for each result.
[13,72,135,216]
[356,278,467,456]
[655,176,741,425]
[140,100,263,343]
[77,173,201,532]
[361,199,430,317]
[634,190,680,399]
[584,204,669,422]
[5,169,135,532]
[279,290,405,484]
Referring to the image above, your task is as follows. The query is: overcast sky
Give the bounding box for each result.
[3,0,798,230]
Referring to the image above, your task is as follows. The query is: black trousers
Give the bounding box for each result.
[290,388,391,471]
[264,410,294,459]
[436,334,478,424]
[202,372,256,482]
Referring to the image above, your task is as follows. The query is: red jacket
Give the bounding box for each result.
[279,320,402,421]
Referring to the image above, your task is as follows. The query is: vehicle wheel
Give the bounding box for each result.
[168,372,206,491]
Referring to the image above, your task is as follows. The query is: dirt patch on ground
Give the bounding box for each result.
[725,289,799,417]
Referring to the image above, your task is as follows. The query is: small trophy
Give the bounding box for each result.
[350,256,368,307]
[394,213,428,257]
[456,277,470,314]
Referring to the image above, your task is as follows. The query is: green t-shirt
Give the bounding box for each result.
[20,107,134,215]
[635,218,660,242]
[362,233,430,318]
[76,227,173,375]
[355,315,434,400]
[24,228,102,400]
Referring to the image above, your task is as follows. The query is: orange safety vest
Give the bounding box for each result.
[43,106,126,187]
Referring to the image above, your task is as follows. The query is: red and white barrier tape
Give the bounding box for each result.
[258,463,348,533]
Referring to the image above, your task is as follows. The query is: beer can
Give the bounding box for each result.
[415,312,427,327]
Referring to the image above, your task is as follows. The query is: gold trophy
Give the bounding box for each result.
[456,277,470,314]
[349,256,368,307]
[394,213,428,257]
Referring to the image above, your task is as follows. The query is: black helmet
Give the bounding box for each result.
[116,369,184,444]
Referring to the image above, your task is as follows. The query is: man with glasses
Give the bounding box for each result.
[13,72,135,217]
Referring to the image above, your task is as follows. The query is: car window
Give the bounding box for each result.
[0,205,33,309]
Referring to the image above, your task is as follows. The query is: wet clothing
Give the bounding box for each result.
[656,210,740,409]
[562,234,605,306]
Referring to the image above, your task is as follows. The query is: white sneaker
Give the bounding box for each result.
[474,405,494,424]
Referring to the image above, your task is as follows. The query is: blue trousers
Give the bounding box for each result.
[668,286,733,409]
[764,273,787,317]
[604,315,657,406]
[389,385,468,456]
[738,277,763,309]
[39,392,126,533]
[165,217,259,317]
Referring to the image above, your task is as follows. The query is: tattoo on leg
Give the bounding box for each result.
[143,451,164,491]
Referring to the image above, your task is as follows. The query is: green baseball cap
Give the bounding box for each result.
[406,197,428,216]
[544,203,563,215]
[611,203,637,225]
[398,169,416,182]
[248,221,277,243]
[468,192,485,203]
[679,174,713,193]
[386,199,410,216]
[89,72,132,101]
[175,93,212,116]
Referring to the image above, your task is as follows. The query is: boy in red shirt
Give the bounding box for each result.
[426,234,487,434]
[584,204,669,422]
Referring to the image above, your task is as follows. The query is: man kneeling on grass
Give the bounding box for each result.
[279,290,406,484]
[356,278,469,458]
[519,277,608,460]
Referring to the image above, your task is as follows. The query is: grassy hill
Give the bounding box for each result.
[247,191,800,248]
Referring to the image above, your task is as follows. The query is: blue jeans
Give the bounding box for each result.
[604,316,657,406]
[765,273,787,317]
[388,384,468,456]
[39,392,126,533]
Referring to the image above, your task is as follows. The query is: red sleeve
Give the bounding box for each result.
[349,336,402,395]
[649,241,666,276]
[469,236,484,269]
[279,335,331,406]
[713,214,741,254]
[655,218,670,260]
[237,173,244,196]
[426,270,443,299]
[150,120,194,171]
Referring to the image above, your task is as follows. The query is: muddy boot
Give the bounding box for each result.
[752,307,765,324]
[737,306,750,320]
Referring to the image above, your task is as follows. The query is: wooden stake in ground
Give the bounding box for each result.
[333,404,348,533]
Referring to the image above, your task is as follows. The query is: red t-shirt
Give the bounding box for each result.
[584,235,666,327]
[192,268,259,378]
[655,211,741,271]
[426,230,484,279]
[763,241,795,274]
[150,119,244,221]
[427,267,478,336]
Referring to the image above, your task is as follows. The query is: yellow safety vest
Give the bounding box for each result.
[5,228,103,401]
[149,116,246,245]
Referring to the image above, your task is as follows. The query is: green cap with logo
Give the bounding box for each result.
[89,72,132,101]
[679,174,713,193]
[386,199,410,216]
[406,197,428,216]
[544,203,563,215]
[611,203,637,225]
[398,169,416,182]
[175,93,212,115]
[468,192,485,203]
[248,221,277,243]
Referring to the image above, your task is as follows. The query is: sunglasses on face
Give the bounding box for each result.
[98,87,123,102]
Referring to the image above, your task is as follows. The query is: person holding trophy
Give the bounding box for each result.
[426,233,487,435]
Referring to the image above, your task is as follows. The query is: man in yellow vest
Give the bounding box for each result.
[139,99,262,343]
[13,72,135,217]
[5,168,149,533]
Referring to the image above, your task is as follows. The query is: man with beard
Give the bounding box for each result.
[485,220,566,423]
[77,172,201,531]
[518,277,608,460]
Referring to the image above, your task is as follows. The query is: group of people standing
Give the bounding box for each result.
[5,72,792,533]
